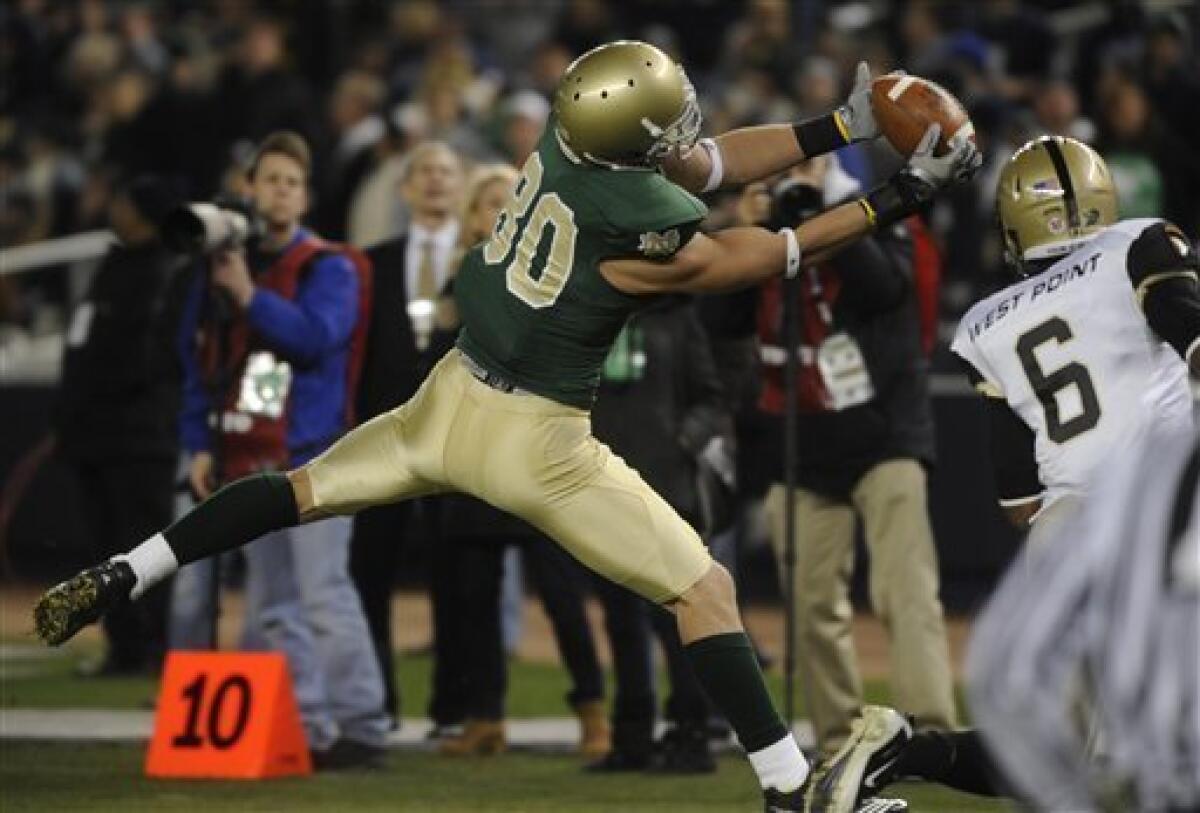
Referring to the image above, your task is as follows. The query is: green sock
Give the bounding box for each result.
[685,631,788,752]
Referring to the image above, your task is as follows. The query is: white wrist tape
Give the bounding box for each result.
[779,228,802,279]
[699,138,724,193]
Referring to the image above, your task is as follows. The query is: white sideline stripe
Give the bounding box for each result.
[0,710,816,751]
[0,230,114,275]
[886,76,917,101]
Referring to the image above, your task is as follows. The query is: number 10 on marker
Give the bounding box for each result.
[146,651,311,779]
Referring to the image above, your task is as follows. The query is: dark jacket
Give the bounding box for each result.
[357,235,454,421]
[55,242,187,463]
[591,297,730,526]
[759,223,936,499]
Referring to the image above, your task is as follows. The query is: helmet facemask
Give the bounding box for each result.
[644,72,702,165]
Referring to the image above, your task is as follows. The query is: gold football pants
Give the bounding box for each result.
[305,350,712,603]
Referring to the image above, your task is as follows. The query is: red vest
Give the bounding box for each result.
[756,215,941,415]
[756,267,843,415]
[200,235,372,481]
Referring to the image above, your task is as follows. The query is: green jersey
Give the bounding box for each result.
[457,121,706,409]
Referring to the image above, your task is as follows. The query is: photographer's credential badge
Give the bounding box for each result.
[817,332,874,411]
[236,351,292,419]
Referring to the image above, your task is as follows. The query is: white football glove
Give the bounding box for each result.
[904,123,982,190]
[835,61,879,143]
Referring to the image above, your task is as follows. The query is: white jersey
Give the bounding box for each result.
[968,427,1200,811]
[952,218,1193,511]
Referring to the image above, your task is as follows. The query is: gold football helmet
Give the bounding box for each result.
[553,40,701,168]
[997,135,1118,274]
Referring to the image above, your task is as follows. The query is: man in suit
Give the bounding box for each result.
[350,141,464,725]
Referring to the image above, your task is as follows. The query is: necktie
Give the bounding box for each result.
[415,239,437,300]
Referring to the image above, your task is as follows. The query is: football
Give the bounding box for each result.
[870,75,974,157]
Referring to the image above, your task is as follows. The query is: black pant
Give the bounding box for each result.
[72,459,175,668]
[595,575,711,750]
[348,500,411,721]
[433,532,604,722]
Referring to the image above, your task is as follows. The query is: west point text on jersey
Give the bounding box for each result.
[965,252,1101,341]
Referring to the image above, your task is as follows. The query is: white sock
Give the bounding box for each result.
[748,734,810,793]
[115,533,179,600]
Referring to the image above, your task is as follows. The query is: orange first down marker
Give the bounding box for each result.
[146,651,312,779]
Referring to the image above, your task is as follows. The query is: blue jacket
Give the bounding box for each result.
[178,228,359,468]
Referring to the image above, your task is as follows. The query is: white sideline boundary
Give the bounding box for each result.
[0,709,815,753]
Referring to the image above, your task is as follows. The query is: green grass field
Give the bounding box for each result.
[1,742,1007,812]
[0,643,1011,811]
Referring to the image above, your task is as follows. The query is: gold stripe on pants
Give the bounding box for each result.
[305,350,712,604]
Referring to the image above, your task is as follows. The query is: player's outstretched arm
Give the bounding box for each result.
[662,62,881,194]
[604,124,979,294]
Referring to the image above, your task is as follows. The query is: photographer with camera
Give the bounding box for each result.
[751,156,957,761]
[50,176,189,677]
[172,131,388,770]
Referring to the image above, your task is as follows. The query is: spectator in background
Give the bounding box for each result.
[1030,79,1094,143]
[346,102,432,247]
[587,296,732,775]
[1095,67,1200,230]
[1143,11,1200,147]
[318,70,386,240]
[178,131,387,769]
[428,164,610,760]
[52,175,186,676]
[751,156,957,760]
[349,140,463,728]
[213,16,317,153]
[498,91,549,167]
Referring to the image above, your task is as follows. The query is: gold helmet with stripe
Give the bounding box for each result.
[997,136,1118,275]
[552,40,701,168]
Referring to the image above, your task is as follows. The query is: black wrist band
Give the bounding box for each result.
[793,112,849,158]
[863,171,934,229]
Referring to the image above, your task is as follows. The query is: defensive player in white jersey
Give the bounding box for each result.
[952,135,1197,532]
[850,136,1200,807]
[969,425,1200,812]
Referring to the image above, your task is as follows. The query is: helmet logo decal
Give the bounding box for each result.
[1030,179,1063,199]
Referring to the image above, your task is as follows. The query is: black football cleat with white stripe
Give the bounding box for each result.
[763,784,909,812]
[33,560,136,646]
[806,706,913,812]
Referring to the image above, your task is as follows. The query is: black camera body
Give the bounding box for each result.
[768,178,825,231]
[162,200,261,255]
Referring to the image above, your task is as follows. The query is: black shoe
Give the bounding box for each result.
[649,724,716,774]
[763,785,807,812]
[312,737,388,772]
[763,785,910,812]
[34,560,136,646]
[584,747,652,773]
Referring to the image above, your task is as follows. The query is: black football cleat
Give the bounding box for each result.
[807,706,913,812]
[33,560,136,646]
[764,784,909,812]
[763,784,808,812]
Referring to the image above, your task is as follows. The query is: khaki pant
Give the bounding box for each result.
[306,350,713,604]
[768,459,957,757]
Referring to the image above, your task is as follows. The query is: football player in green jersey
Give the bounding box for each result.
[35,41,976,812]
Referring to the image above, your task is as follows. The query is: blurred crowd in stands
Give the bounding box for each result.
[3,0,1198,367]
